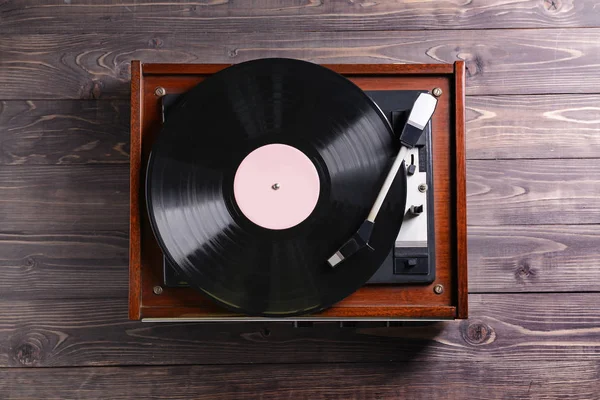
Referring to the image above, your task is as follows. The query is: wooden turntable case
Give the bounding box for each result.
[129,61,467,321]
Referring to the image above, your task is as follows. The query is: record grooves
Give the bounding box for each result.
[146,58,408,317]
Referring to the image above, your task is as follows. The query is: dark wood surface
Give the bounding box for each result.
[2,1,599,399]
[2,97,597,165]
[4,30,600,98]
[0,100,130,165]
[2,0,600,32]
[3,361,598,400]
[3,294,600,368]
[3,361,600,400]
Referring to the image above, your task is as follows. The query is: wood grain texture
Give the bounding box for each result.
[1,224,597,301]
[2,1,600,398]
[2,95,600,165]
[143,62,456,75]
[0,232,128,300]
[129,60,142,320]
[0,165,128,234]
[1,294,600,368]
[467,95,600,160]
[1,0,598,34]
[0,159,596,235]
[468,225,600,292]
[4,29,600,99]
[454,61,468,318]
[2,361,598,400]
[467,159,600,225]
[0,100,129,165]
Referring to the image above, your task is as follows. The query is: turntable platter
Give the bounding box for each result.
[146,58,407,317]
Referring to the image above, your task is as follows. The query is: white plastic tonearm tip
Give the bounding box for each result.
[408,93,438,130]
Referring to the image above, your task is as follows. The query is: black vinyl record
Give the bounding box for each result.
[146,58,407,317]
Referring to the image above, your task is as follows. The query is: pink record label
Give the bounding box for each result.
[233,143,320,230]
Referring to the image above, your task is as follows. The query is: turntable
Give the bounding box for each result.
[129,59,467,321]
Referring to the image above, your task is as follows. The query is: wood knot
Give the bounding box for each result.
[117,63,131,80]
[148,37,164,49]
[515,259,537,284]
[461,320,496,346]
[13,343,40,366]
[465,54,485,77]
[228,48,239,58]
[543,0,561,11]
[23,256,36,271]
[79,80,103,100]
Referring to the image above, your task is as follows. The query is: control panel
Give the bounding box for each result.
[366,90,436,284]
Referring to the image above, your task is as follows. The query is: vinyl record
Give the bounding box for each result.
[146,58,407,317]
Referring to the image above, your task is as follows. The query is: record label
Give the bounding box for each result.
[233,143,320,230]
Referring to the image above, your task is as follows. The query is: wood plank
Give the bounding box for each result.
[3,30,600,99]
[0,158,596,235]
[1,0,598,34]
[0,160,597,298]
[129,60,142,320]
[454,61,468,318]
[0,165,128,234]
[0,100,129,165]
[1,95,599,165]
[469,225,600,292]
[1,294,599,367]
[467,95,600,160]
[467,159,600,225]
[2,224,598,300]
[0,232,128,300]
[1,361,597,399]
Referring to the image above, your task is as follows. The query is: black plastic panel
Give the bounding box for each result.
[160,90,436,287]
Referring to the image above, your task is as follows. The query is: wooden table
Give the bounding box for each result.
[1,1,599,398]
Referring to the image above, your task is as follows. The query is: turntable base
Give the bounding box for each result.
[129,61,467,321]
